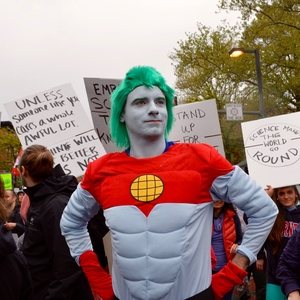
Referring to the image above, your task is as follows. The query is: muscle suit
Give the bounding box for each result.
[61,143,278,300]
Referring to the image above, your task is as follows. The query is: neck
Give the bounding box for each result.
[128,136,166,158]
[214,208,223,218]
[23,176,39,188]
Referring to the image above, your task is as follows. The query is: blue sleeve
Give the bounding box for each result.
[210,165,278,264]
[60,184,100,265]
[276,224,300,296]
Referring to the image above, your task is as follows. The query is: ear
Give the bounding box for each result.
[120,113,125,123]
[20,166,26,177]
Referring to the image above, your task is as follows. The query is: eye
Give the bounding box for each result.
[135,100,146,106]
[156,99,166,106]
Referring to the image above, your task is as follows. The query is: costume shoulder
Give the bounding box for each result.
[174,142,233,171]
[81,152,124,188]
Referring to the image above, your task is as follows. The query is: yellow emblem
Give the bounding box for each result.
[130,175,164,202]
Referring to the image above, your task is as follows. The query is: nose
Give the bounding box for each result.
[148,100,159,115]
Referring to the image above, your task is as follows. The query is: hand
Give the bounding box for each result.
[212,260,248,300]
[265,185,274,197]
[79,251,114,300]
[288,290,300,300]
[4,222,16,230]
[230,244,239,254]
[256,258,265,272]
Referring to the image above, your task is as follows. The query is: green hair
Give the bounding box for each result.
[109,66,175,149]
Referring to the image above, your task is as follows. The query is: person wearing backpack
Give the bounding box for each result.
[19,144,93,300]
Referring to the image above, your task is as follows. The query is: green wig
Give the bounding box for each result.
[109,66,175,149]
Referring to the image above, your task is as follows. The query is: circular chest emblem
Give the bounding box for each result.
[130,175,164,202]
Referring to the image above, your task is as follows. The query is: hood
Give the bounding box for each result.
[0,225,17,256]
[25,164,78,202]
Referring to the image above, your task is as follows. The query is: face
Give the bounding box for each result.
[4,190,16,206]
[121,86,168,141]
[213,200,225,210]
[277,186,297,207]
[18,193,24,205]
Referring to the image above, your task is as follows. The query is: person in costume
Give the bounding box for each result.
[60,66,278,300]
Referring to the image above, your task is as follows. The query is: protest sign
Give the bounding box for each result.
[84,78,121,153]
[169,99,225,156]
[47,129,105,176]
[241,111,300,188]
[4,83,106,177]
[0,173,13,190]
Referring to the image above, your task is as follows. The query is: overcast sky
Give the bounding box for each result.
[0,0,239,122]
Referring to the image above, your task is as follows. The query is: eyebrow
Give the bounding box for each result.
[133,97,147,101]
[133,96,166,101]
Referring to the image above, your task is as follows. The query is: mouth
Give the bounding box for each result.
[145,120,162,123]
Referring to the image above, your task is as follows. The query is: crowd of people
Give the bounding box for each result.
[1,66,299,300]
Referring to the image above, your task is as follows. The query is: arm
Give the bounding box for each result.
[13,251,34,300]
[277,224,300,298]
[6,210,25,236]
[60,185,100,263]
[255,246,266,272]
[210,166,278,266]
[60,184,114,300]
[210,166,277,300]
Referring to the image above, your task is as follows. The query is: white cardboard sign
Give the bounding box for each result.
[84,78,121,153]
[241,111,300,188]
[169,99,225,156]
[4,83,106,177]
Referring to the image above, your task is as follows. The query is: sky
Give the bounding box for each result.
[0,0,239,122]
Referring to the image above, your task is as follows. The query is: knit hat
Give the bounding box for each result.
[17,189,25,196]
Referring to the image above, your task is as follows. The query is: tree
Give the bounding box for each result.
[0,126,21,173]
[220,0,300,112]
[169,23,263,163]
[170,0,300,163]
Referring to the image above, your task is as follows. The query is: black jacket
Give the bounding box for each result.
[0,224,34,300]
[22,164,93,300]
[8,204,25,237]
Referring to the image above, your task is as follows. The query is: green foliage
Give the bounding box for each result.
[170,23,242,109]
[170,0,300,163]
[0,127,21,173]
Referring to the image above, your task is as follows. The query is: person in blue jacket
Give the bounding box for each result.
[277,222,300,300]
